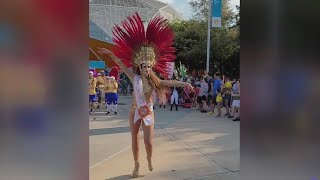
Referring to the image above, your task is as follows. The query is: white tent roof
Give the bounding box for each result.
[89,0,183,43]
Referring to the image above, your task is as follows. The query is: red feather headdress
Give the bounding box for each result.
[112,12,176,79]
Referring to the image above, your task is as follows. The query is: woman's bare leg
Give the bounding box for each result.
[129,109,141,162]
[141,115,154,171]
[217,102,222,116]
[129,108,141,177]
[224,99,230,115]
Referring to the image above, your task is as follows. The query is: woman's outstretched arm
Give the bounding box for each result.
[98,48,134,82]
[160,80,194,91]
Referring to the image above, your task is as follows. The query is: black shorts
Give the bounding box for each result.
[223,94,232,107]
[197,95,207,103]
[224,94,231,101]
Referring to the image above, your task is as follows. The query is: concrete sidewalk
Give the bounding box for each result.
[90,96,239,180]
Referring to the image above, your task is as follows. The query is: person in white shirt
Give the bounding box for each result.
[170,87,179,111]
[197,76,209,113]
[228,79,240,121]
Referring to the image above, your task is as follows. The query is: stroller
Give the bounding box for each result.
[180,86,196,108]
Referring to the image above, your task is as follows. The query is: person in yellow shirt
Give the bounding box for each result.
[88,71,97,114]
[105,76,119,115]
[216,89,223,117]
[96,70,108,108]
[223,78,232,117]
[104,76,110,111]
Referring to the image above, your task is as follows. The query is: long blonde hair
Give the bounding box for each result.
[135,67,167,104]
[149,70,168,104]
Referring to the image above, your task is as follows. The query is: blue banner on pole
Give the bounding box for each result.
[89,61,105,69]
[212,0,222,28]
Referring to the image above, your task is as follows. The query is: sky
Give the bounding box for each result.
[157,0,240,20]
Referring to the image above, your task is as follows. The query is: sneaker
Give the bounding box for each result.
[224,113,230,117]
[233,117,240,121]
[227,115,234,118]
[106,111,110,115]
[115,112,117,115]
[200,110,207,113]
[207,111,214,115]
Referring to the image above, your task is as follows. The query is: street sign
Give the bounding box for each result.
[212,0,222,28]
[89,61,105,69]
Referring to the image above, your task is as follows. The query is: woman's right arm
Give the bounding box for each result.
[110,53,134,82]
[98,48,134,82]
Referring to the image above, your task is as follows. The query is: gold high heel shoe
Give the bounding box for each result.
[147,159,153,171]
[132,162,140,178]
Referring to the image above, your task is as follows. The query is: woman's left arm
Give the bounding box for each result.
[160,80,193,90]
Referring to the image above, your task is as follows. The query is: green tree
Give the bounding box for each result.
[189,0,235,28]
[170,0,240,78]
[171,20,207,71]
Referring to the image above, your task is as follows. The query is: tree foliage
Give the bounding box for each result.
[189,0,235,28]
[170,0,240,78]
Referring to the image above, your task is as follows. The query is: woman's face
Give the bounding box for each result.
[141,63,151,76]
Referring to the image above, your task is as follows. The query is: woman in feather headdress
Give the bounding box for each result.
[98,13,193,178]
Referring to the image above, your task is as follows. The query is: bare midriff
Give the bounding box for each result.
[131,91,152,110]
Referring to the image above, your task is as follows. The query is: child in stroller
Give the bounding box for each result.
[180,85,195,108]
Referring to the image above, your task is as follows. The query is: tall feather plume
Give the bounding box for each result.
[112,12,176,79]
[146,14,176,79]
[112,12,145,67]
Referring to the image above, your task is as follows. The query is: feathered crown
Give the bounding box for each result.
[112,12,176,78]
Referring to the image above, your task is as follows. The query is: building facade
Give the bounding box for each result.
[89,0,183,43]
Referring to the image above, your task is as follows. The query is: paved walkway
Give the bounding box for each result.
[90,96,239,180]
